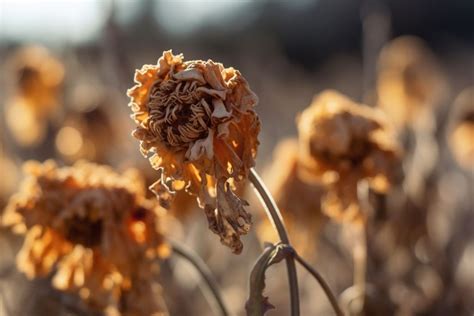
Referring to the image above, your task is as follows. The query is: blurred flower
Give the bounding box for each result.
[377,36,448,129]
[258,139,326,257]
[297,90,402,222]
[55,106,118,163]
[2,160,169,315]
[128,50,260,254]
[448,87,474,172]
[0,152,20,209]
[5,45,64,147]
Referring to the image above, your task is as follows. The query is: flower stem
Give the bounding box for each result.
[348,179,370,312]
[293,253,345,316]
[249,168,300,316]
[170,239,229,316]
[352,225,367,302]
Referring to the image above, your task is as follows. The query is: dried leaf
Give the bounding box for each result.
[245,243,294,316]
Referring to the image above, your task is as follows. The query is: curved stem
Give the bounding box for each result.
[170,240,229,316]
[249,168,300,316]
[294,253,344,316]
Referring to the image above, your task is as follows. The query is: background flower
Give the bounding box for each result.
[2,160,169,315]
[297,90,402,222]
[376,36,448,129]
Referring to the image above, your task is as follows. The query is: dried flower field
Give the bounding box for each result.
[0,1,473,316]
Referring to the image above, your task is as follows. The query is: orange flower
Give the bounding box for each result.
[9,45,64,109]
[448,87,474,172]
[2,160,168,315]
[5,45,64,147]
[55,106,118,163]
[377,36,447,129]
[298,90,401,222]
[128,50,260,253]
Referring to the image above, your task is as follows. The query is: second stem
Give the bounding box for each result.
[249,168,300,316]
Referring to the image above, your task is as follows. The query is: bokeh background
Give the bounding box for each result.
[0,0,473,315]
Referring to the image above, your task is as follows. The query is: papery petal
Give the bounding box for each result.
[212,98,231,119]
[173,68,206,84]
[186,129,214,161]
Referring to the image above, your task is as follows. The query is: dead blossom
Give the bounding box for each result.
[2,160,169,315]
[9,45,64,109]
[127,50,260,254]
[5,45,65,147]
[297,90,402,222]
[377,36,448,128]
[448,87,474,172]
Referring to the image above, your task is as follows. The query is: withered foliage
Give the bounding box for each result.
[298,90,402,223]
[2,160,169,315]
[128,50,260,254]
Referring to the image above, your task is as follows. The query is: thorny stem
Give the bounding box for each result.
[293,253,345,316]
[170,240,229,316]
[249,168,300,316]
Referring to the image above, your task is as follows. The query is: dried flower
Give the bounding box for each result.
[298,90,401,222]
[0,152,20,209]
[5,45,64,147]
[128,50,260,253]
[2,160,169,315]
[55,106,118,163]
[377,36,448,128]
[257,139,326,257]
[448,87,474,172]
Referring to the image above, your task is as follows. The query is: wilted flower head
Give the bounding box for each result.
[8,45,64,107]
[5,45,64,147]
[448,87,474,172]
[377,36,448,128]
[298,90,401,222]
[257,139,326,257]
[128,50,260,253]
[2,160,168,315]
[55,106,118,163]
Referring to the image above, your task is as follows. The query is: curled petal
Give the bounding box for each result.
[186,129,214,161]
[204,179,251,254]
[173,68,206,84]
[212,98,232,119]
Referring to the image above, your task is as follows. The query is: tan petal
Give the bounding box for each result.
[203,61,226,90]
[212,98,231,119]
[185,129,214,161]
[196,86,227,100]
[173,68,206,84]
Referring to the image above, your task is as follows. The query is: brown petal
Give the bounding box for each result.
[203,61,226,90]
[185,129,214,161]
[213,179,251,254]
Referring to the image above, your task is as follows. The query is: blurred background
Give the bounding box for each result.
[0,0,473,315]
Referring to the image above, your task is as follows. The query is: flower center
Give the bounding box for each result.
[147,78,214,150]
[64,216,103,248]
